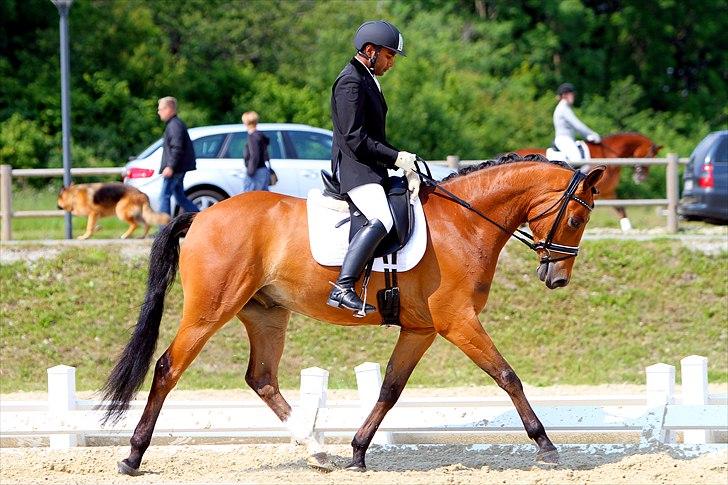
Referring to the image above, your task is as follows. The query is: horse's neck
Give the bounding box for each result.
[603,134,647,156]
[441,163,561,239]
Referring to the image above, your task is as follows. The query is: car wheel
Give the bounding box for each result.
[183,188,227,213]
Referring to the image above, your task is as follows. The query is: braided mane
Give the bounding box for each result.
[441,152,573,182]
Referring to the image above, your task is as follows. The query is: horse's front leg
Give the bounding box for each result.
[348,328,436,471]
[437,315,558,464]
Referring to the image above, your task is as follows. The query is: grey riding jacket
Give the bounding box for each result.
[553,99,597,140]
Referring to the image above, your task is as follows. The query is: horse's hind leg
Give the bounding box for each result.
[119,301,243,474]
[236,300,332,470]
[437,316,558,464]
[237,300,292,421]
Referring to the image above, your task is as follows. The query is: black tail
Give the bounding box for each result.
[99,212,197,423]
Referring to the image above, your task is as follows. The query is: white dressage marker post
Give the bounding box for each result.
[47,365,84,448]
[298,366,329,450]
[643,362,675,445]
[354,362,393,445]
[681,355,711,444]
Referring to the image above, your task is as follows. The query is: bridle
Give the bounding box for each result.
[415,160,593,265]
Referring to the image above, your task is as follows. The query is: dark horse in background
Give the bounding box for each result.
[100,154,606,475]
[515,132,662,230]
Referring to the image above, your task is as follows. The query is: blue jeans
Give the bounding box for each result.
[243,167,270,192]
[159,173,199,216]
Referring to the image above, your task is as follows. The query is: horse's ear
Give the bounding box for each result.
[583,165,606,190]
[654,144,664,155]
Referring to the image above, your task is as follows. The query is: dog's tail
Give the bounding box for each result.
[99,212,196,423]
[141,202,171,226]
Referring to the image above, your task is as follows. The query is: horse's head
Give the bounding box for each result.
[526,166,605,289]
[601,133,662,184]
[632,141,662,184]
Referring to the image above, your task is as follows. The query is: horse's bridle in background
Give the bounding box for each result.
[414,159,593,265]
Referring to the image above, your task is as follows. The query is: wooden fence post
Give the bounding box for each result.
[446,155,460,170]
[298,366,328,448]
[354,362,393,444]
[0,164,12,241]
[642,362,675,445]
[47,365,84,448]
[681,355,711,443]
[666,153,679,233]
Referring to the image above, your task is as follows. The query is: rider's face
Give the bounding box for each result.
[563,92,575,105]
[374,48,397,76]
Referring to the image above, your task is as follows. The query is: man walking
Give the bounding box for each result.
[157,96,199,216]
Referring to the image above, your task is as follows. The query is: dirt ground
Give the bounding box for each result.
[1,443,726,485]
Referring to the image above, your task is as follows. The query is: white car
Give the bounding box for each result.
[123,123,454,213]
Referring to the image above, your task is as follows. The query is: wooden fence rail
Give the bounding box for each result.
[1,355,725,450]
[0,155,686,241]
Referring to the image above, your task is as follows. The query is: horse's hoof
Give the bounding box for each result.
[535,448,559,466]
[344,462,366,472]
[117,459,141,476]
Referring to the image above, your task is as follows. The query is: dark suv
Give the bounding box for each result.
[679,130,728,224]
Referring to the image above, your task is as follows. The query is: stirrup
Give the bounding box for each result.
[327,281,375,316]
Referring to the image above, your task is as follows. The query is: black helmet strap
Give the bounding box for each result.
[358,45,381,75]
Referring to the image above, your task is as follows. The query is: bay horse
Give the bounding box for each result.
[101,154,606,475]
[515,132,662,228]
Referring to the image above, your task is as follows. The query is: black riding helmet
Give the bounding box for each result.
[354,20,406,56]
[557,83,576,95]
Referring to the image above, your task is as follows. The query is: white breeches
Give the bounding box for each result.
[554,135,583,162]
[347,183,394,232]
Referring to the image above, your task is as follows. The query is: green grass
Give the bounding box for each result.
[1,240,725,393]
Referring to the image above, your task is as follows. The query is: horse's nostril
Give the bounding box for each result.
[551,277,568,288]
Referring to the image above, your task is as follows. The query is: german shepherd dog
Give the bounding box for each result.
[57,183,170,240]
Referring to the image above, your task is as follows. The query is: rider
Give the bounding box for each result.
[553,83,601,167]
[327,20,421,315]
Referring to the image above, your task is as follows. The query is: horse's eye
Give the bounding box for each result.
[568,216,582,229]
[591,186,599,195]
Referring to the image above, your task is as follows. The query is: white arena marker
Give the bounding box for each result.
[355,362,393,445]
[681,355,710,444]
[47,365,84,448]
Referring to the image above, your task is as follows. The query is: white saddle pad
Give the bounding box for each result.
[306,188,427,272]
[546,140,591,163]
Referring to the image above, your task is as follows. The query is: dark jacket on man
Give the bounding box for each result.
[244,130,270,176]
[331,58,399,194]
[160,115,196,174]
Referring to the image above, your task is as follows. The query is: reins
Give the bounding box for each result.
[414,158,593,264]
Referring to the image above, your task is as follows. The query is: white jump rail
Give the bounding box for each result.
[1,356,725,450]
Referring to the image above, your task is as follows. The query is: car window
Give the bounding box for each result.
[690,132,720,165]
[136,138,163,159]
[223,131,284,159]
[287,130,332,160]
[713,135,728,164]
[193,134,226,158]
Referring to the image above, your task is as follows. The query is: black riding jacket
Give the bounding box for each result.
[330,58,399,194]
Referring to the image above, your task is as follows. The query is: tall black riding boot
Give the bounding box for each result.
[327,219,388,314]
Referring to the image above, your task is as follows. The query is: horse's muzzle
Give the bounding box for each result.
[537,262,568,289]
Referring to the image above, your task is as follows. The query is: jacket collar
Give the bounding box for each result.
[349,58,386,106]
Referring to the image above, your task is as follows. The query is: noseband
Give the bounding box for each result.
[415,162,593,265]
[525,170,593,264]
